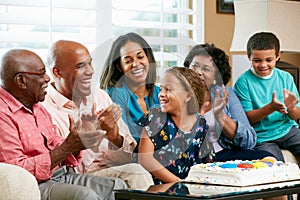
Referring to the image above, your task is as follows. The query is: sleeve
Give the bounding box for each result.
[41,108,82,168]
[222,87,257,149]
[286,72,300,105]
[0,112,52,182]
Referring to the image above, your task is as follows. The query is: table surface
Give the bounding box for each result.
[115,180,300,200]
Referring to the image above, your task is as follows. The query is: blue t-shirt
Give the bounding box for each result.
[234,68,300,143]
[138,108,214,181]
[107,81,160,143]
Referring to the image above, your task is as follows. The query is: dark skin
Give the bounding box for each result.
[1,49,103,170]
[50,40,124,148]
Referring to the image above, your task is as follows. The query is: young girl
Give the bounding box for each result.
[138,67,214,184]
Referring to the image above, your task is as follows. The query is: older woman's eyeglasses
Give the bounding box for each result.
[190,63,214,73]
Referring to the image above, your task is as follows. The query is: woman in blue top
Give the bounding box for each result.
[138,67,214,184]
[99,32,160,144]
[184,43,274,161]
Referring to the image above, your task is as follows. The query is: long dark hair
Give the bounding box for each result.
[99,32,157,97]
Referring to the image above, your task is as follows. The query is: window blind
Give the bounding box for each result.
[0,0,204,76]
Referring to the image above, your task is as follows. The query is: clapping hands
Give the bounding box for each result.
[213,85,228,120]
[283,89,299,112]
[68,103,106,153]
[270,89,299,114]
[96,103,122,142]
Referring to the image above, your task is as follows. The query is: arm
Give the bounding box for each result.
[95,89,136,150]
[51,114,104,169]
[97,103,123,148]
[89,89,136,167]
[246,91,287,124]
[138,129,180,183]
[212,85,237,141]
[223,87,257,149]
[0,107,102,182]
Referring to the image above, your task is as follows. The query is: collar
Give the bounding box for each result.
[0,86,38,114]
[47,83,76,109]
[250,67,273,79]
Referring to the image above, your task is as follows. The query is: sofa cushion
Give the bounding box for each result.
[0,163,40,200]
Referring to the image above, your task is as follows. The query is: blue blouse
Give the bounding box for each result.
[138,108,214,182]
[107,80,160,143]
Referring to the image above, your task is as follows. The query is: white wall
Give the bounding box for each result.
[231,54,251,85]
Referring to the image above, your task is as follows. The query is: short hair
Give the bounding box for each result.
[183,43,230,85]
[163,66,205,114]
[1,49,25,84]
[246,32,280,58]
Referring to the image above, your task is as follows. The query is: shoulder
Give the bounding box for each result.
[93,88,113,108]
[35,103,54,121]
[154,85,160,93]
[109,86,132,100]
[137,108,167,127]
[94,87,111,99]
[226,86,238,98]
[274,67,293,79]
[235,69,252,82]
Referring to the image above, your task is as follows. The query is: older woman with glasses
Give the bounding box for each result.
[184,43,275,162]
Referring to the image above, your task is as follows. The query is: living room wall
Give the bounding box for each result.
[204,0,300,85]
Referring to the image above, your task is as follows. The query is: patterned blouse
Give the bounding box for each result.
[138,108,214,183]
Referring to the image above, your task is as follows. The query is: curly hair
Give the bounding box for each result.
[183,43,231,85]
[163,66,205,114]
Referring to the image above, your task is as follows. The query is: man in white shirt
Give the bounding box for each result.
[42,40,153,190]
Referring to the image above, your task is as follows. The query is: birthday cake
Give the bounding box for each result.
[185,160,300,187]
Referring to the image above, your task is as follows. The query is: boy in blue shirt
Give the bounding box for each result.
[234,32,300,162]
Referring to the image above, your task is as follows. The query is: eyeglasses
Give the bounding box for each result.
[190,63,214,73]
[14,70,47,78]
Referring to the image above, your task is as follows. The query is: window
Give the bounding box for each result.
[111,0,204,75]
[0,0,204,77]
[0,0,97,60]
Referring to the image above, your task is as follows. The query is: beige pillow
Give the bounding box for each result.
[0,163,40,200]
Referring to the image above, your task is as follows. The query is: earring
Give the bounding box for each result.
[213,80,216,85]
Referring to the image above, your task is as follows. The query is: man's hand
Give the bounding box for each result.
[97,103,121,138]
[50,113,105,169]
[77,103,106,152]
[97,103,123,147]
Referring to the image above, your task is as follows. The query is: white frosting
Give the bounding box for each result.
[185,180,300,196]
[185,160,300,187]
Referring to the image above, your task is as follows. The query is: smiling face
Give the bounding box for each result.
[53,42,94,100]
[159,72,191,116]
[24,54,50,104]
[250,49,279,77]
[189,55,216,88]
[119,41,149,87]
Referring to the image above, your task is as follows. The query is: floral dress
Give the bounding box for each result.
[137,108,214,183]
